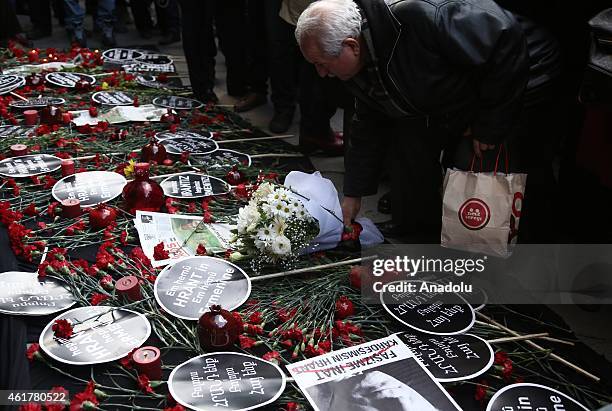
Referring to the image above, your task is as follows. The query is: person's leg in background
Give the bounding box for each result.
[63,0,87,46]
[177,0,218,103]
[266,0,299,133]
[113,0,130,33]
[27,0,52,39]
[52,0,65,26]
[214,0,249,98]
[0,0,29,47]
[157,0,180,45]
[234,0,270,113]
[96,0,116,46]
[298,61,344,156]
[130,0,154,39]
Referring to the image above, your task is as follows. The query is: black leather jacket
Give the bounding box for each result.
[343,0,560,197]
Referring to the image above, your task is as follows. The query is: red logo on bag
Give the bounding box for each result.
[459,198,491,230]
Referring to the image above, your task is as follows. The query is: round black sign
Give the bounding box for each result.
[0,125,34,139]
[191,149,252,169]
[52,171,127,208]
[380,280,475,335]
[9,97,65,109]
[136,74,182,90]
[161,136,218,155]
[156,129,213,140]
[154,256,251,320]
[102,48,144,63]
[91,91,134,106]
[0,154,62,178]
[486,383,589,411]
[137,53,173,65]
[169,352,286,411]
[398,331,493,382]
[0,272,75,316]
[153,95,203,110]
[39,306,151,365]
[161,173,230,199]
[419,273,488,311]
[0,74,26,95]
[45,72,96,88]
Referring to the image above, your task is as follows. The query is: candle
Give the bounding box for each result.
[61,199,82,218]
[10,144,28,157]
[61,159,75,177]
[132,346,162,380]
[116,276,142,301]
[23,110,39,126]
[62,112,73,125]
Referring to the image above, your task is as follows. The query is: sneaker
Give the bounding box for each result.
[269,108,295,133]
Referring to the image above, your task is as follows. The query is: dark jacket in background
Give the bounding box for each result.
[344,0,560,197]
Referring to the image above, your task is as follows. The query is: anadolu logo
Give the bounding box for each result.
[459,198,490,230]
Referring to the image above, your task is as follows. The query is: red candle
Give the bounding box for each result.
[61,159,75,177]
[23,110,39,126]
[132,346,162,380]
[116,276,142,301]
[62,112,73,125]
[10,144,28,156]
[61,199,82,218]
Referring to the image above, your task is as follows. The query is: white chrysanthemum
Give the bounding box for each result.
[252,182,274,201]
[271,235,291,256]
[236,204,260,234]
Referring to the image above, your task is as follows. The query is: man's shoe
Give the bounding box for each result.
[197,90,219,105]
[159,32,181,46]
[299,129,344,156]
[378,192,392,214]
[68,31,87,48]
[269,109,294,133]
[234,92,267,113]
[101,33,117,47]
[27,28,51,40]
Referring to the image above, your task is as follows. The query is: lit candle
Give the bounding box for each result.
[61,159,75,177]
[132,346,162,380]
[10,144,28,157]
[116,276,142,301]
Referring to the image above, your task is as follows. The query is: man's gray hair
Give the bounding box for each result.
[295,0,363,57]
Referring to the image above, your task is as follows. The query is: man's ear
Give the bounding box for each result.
[343,37,360,56]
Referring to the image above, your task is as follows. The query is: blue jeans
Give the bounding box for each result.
[63,0,115,38]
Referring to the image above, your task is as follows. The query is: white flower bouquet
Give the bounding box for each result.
[231,181,320,269]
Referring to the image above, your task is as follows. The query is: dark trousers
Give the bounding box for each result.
[246,0,298,112]
[178,0,248,98]
[389,86,562,244]
[28,0,52,32]
[0,0,22,43]
[131,0,179,35]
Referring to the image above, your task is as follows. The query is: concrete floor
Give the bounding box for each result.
[16,12,612,364]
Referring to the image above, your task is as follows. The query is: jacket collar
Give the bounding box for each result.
[355,0,402,68]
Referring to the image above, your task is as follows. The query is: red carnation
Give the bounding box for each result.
[70,381,99,410]
[196,244,207,256]
[18,403,41,411]
[262,350,281,364]
[239,335,257,349]
[153,242,170,261]
[52,319,74,339]
[335,296,355,320]
[45,386,69,411]
[138,374,155,394]
[26,343,41,362]
[90,293,110,306]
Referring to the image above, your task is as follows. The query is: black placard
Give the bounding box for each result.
[0,272,75,316]
[380,280,475,335]
[153,95,203,110]
[161,173,230,199]
[156,129,212,140]
[45,72,96,88]
[161,136,218,155]
[0,125,34,138]
[0,74,25,95]
[91,91,134,106]
[0,154,62,178]
[154,256,251,320]
[52,171,127,208]
[102,48,144,63]
[169,352,286,411]
[486,383,589,411]
[137,53,173,65]
[191,149,252,169]
[9,97,65,108]
[419,273,488,311]
[136,74,183,90]
[398,331,493,382]
[39,306,151,365]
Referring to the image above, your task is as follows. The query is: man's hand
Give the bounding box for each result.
[472,139,496,158]
[341,196,362,226]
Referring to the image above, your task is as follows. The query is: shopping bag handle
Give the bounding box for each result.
[493,144,509,175]
[469,154,484,172]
